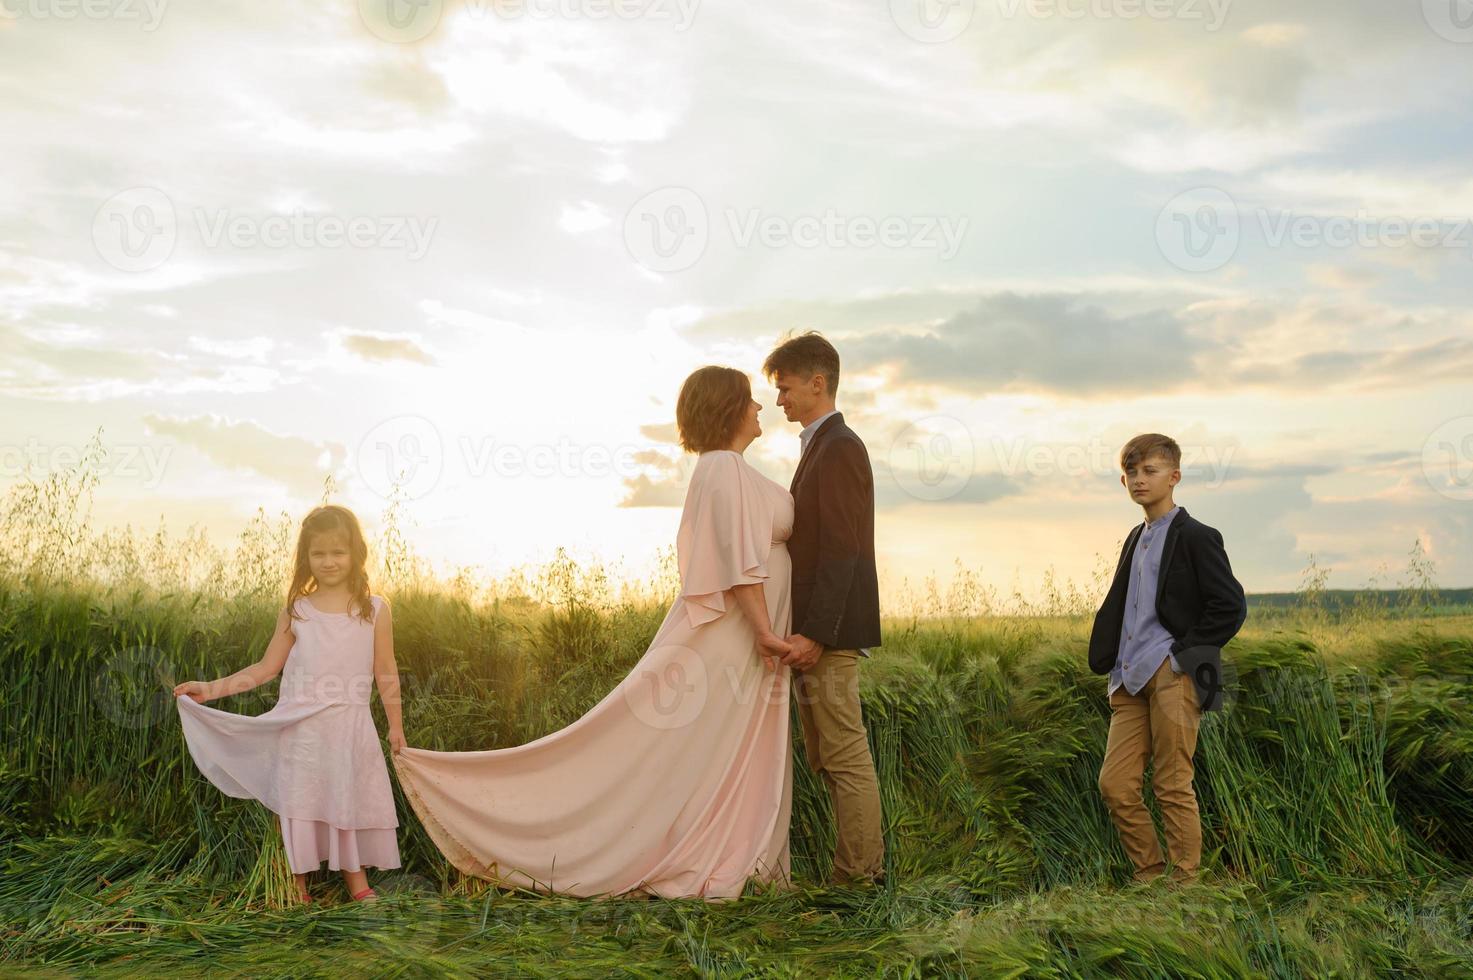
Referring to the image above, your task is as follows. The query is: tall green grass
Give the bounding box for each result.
[2,433,1471,975]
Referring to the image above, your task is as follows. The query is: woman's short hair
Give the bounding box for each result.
[676,366,751,453]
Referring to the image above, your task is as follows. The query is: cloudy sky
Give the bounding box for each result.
[3,0,1471,603]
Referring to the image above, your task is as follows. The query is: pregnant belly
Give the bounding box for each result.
[765,542,792,588]
[765,542,792,630]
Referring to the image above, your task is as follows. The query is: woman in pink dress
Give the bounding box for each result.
[393,366,797,901]
[174,505,405,905]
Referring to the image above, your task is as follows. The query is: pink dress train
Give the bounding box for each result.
[176,594,401,875]
[393,450,795,901]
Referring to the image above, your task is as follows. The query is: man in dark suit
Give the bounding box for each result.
[1089,433,1247,885]
[762,331,884,886]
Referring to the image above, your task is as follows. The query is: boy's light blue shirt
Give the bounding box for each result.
[1108,504,1181,696]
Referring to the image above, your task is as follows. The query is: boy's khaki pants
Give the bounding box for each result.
[793,647,885,882]
[1098,656,1203,881]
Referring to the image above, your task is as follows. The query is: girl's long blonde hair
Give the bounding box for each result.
[285,505,375,624]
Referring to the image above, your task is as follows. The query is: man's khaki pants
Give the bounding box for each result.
[793,647,885,882]
[1098,656,1203,882]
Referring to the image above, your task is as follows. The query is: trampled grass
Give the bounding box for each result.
[3,437,1472,976]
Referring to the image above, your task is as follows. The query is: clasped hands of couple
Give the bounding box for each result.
[755,631,823,672]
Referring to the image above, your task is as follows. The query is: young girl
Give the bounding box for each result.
[174,504,407,905]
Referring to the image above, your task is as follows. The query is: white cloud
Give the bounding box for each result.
[142,412,344,496]
[3,0,1471,595]
[558,200,611,235]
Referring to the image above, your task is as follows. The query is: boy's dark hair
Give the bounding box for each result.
[1120,433,1181,471]
[762,331,841,397]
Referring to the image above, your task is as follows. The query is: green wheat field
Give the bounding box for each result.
[4,437,1472,978]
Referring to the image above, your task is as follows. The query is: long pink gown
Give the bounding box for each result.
[393,450,795,900]
[176,594,401,875]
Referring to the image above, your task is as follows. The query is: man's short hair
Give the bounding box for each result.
[1120,433,1182,471]
[762,331,841,397]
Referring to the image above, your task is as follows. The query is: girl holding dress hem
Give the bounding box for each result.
[174,504,405,905]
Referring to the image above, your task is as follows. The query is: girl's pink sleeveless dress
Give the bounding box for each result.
[176,594,401,874]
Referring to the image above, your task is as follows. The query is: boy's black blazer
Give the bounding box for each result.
[787,412,882,651]
[1088,507,1247,685]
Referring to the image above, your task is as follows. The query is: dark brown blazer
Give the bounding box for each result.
[788,412,882,651]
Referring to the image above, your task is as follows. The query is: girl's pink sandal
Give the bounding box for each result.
[351,887,378,902]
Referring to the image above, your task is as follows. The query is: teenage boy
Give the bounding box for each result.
[763,330,885,886]
[1089,433,1247,884]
